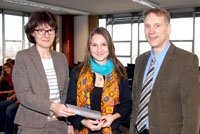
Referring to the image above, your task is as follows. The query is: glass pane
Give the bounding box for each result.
[170,18,193,40]
[132,23,138,64]
[114,42,131,56]
[113,24,131,41]
[139,23,146,41]
[194,17,200,65]
[172,42,192,52]
[99,19,106,28]
[107,25,112,38]
[0,14,2,65]
[139,42,151,55]
[5,14,22,40]
[117,57,131,66]
[5,42,22,57]
[24,16,29,49]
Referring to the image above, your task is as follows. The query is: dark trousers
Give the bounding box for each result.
[0,99,19,134]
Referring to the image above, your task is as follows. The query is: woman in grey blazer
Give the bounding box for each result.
[12,10,75,134]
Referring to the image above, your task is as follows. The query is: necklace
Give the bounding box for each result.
[99,77,103,81]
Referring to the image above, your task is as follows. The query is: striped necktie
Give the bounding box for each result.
[136,58,156,133]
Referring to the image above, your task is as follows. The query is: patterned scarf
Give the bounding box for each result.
[75,66,119,134]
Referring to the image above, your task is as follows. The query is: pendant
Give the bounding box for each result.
[99,77,103,81]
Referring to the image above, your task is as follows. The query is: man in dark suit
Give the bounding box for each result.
[129,8,200,134]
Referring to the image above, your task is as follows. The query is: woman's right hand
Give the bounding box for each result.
[50,103,75,117]
[81,119,104,131]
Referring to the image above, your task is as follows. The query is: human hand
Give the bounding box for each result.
[15,100,20,104]
[101,113,121,128]
[67,125,74,134]
[81,119,104,131]
[50,103,75,117]
[8,93,16,100]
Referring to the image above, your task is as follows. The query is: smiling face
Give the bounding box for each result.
[90,34,109,65]
[144,13,171,55]
[32,24,55,49]
[3,65,12,75]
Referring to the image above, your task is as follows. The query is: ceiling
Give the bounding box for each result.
[0,0,200,15]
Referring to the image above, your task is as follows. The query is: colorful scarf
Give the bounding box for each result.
[75,66,119,134]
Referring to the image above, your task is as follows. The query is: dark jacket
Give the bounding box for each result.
[66,67,132,132]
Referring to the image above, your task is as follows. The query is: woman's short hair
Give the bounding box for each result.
[25,10,58,44]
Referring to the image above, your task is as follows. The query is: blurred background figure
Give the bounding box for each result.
[0,62,19,134]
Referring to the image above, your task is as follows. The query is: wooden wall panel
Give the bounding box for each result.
[89,15,98,34]
[62,15,74,67]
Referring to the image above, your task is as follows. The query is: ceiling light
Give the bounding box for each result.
[3,0,89,15]
[132,0,159,8]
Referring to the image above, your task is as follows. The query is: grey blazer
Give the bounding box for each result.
[129,44,200,134]
[12,46,69,128]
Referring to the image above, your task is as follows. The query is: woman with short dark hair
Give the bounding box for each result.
[12,10,75,134]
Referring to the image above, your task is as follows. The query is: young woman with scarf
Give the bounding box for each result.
[66,27,132,134]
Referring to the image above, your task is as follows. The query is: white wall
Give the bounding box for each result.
[74,15,88,64]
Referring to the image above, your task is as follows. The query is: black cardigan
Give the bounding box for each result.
[66,68,132,131]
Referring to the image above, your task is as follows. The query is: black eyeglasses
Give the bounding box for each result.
[34,29,56,35]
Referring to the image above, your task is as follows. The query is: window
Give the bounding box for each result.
[170,18,193,40]
[113,24,131,41]
[172,42,192,52]
[132,23,138,63]
[112,24,132,66]
[98,18,106,28]
[139,23,146,41]
[194,17,200,60]
[114,42,131,56]
[24,16,30,49]
[139,42,151,55]
[5,14,23,40]
[117,57,131,66]
[0,13,2,65]
[170,18,194,53]
[4,14,23,62]
[99,8,200,66]
[0,11,31,65]
[5,42,22,57]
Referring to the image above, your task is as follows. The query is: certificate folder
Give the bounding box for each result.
[65,104,102,120]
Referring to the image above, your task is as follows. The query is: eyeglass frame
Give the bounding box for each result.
[34,28,56,35]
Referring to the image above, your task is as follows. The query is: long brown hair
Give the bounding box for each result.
[0,63,13,82]
[76,27,127,83]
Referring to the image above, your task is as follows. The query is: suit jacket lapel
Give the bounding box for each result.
[29,46,49,90]
[150,44,176,100]
[137,52,150,99]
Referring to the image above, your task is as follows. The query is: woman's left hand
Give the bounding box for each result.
[67,125,74,134]
[101,113,121,128]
